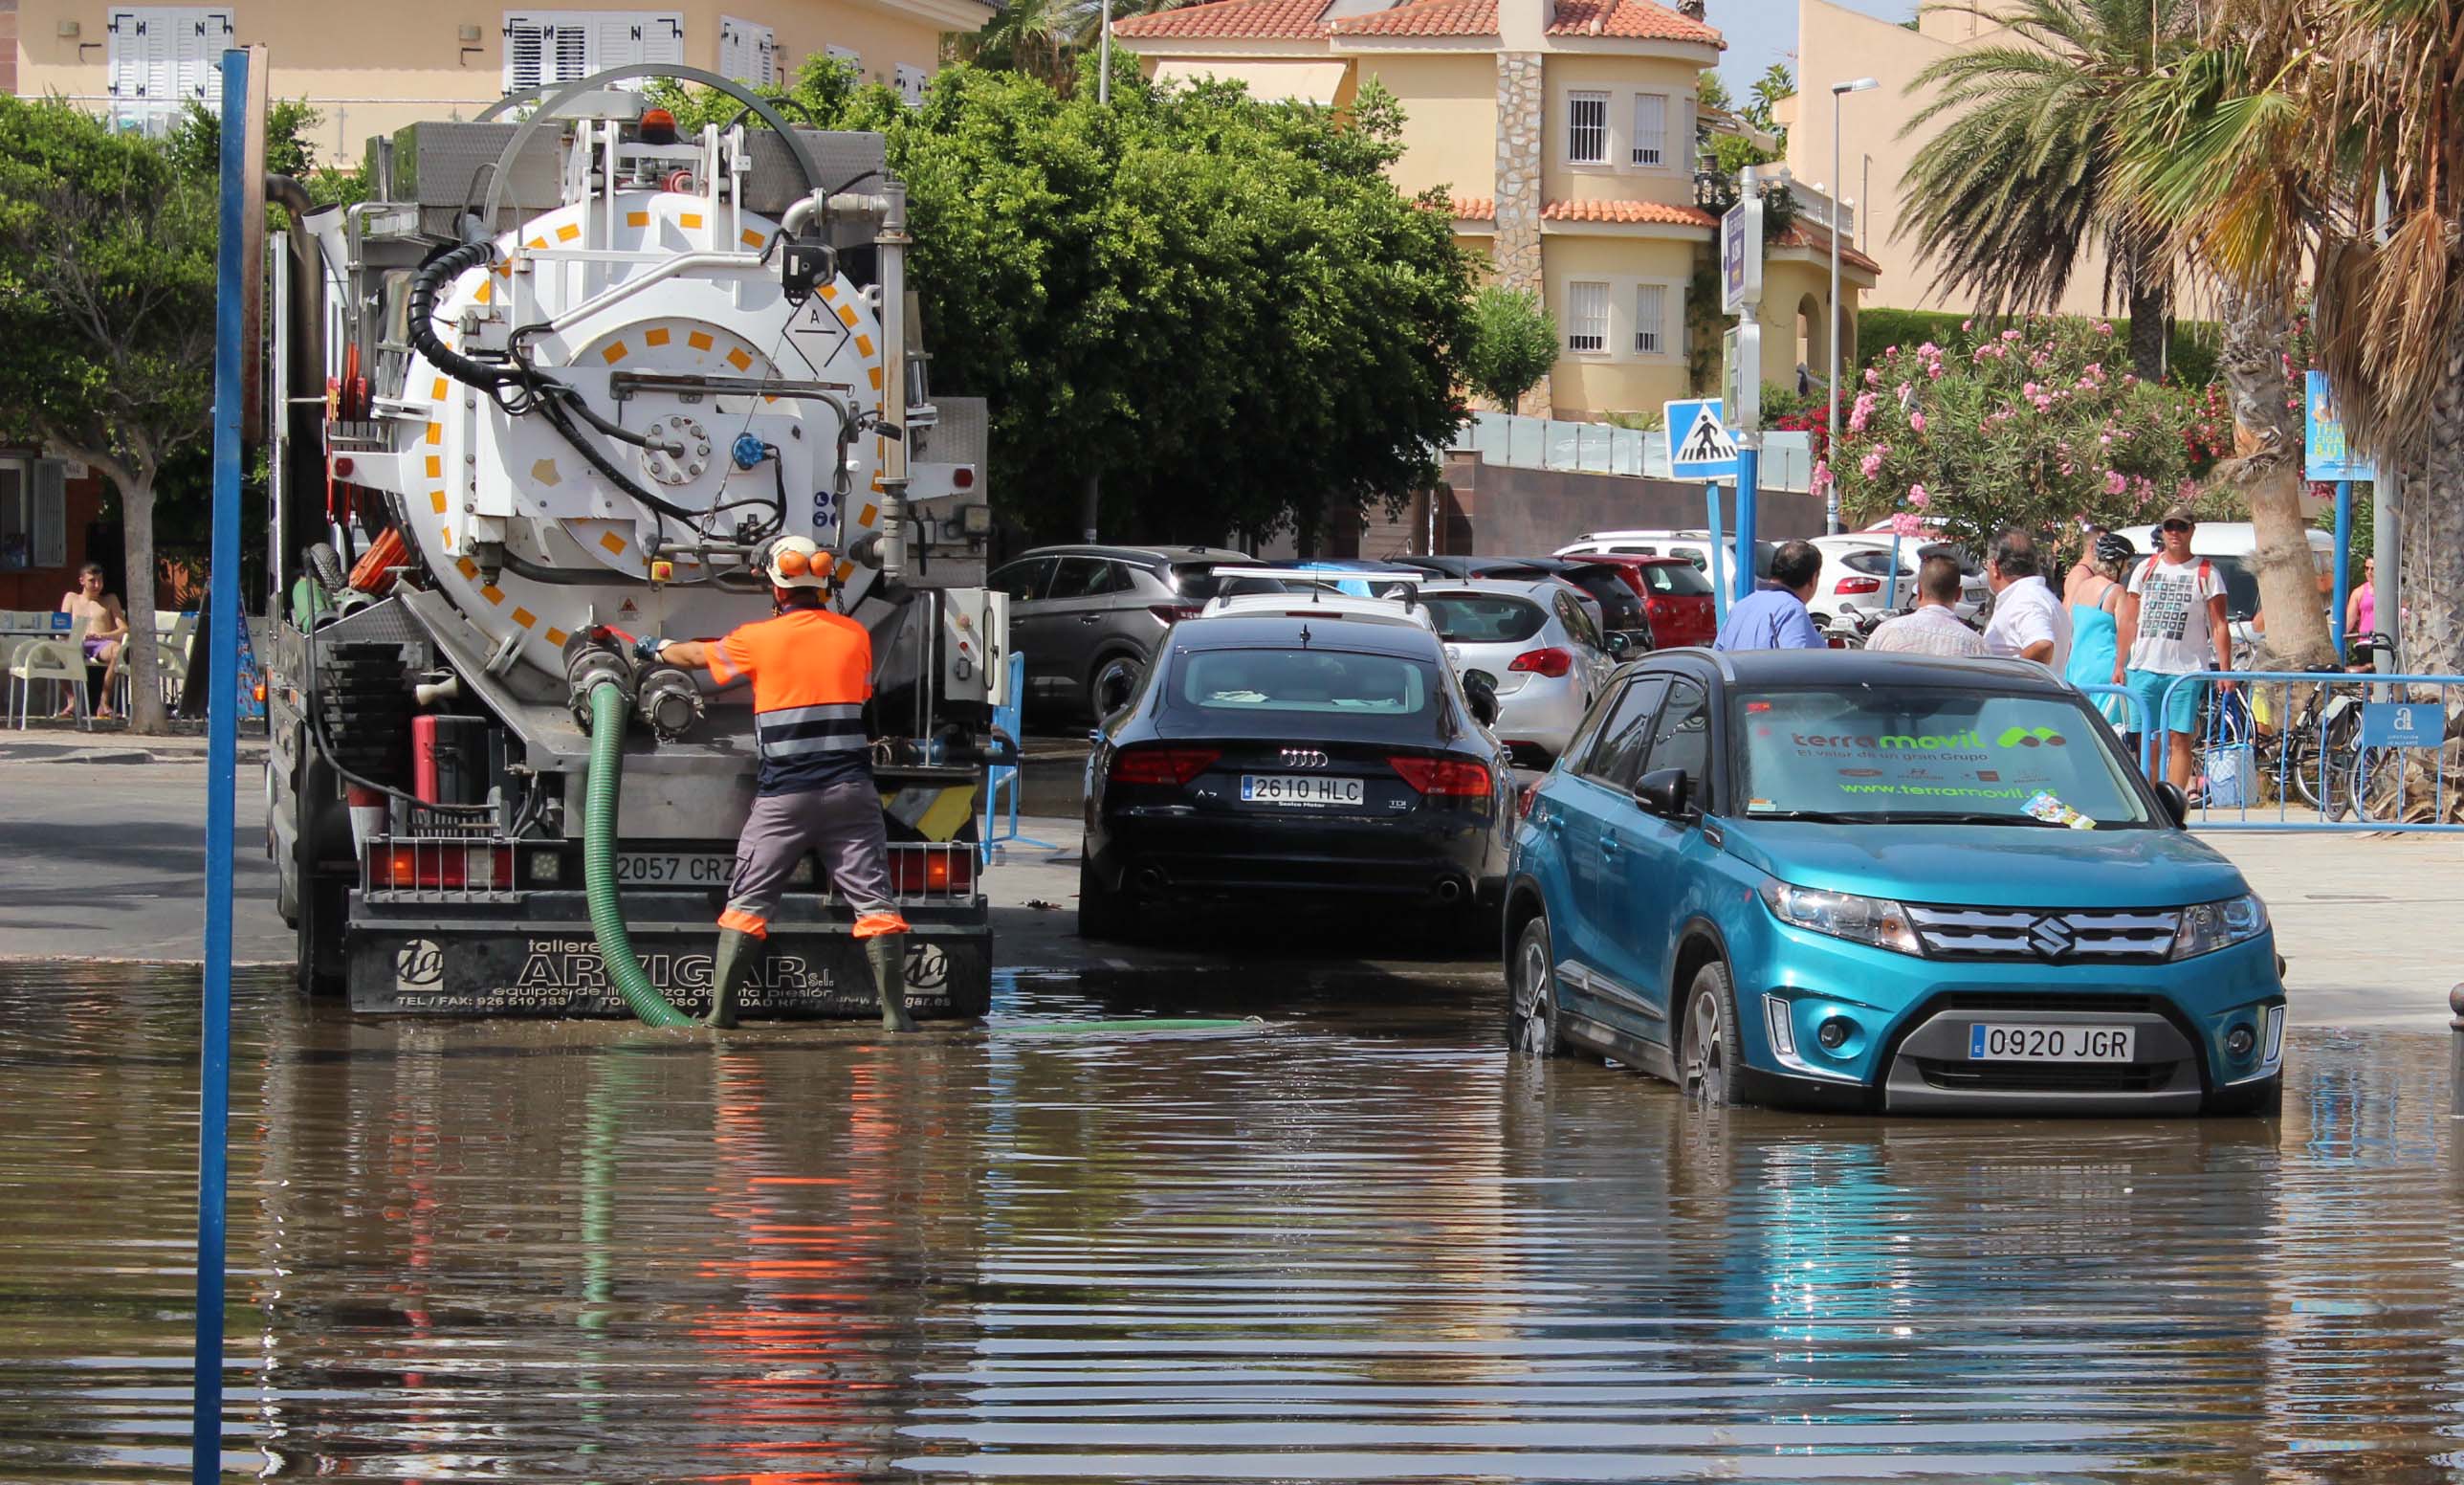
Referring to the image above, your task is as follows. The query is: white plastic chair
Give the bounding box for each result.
[9,635,92,730]
[153,612,196,709]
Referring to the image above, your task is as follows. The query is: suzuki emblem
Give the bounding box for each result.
[2027,916,2076,960]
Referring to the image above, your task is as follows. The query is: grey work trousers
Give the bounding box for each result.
[721,778,903,937]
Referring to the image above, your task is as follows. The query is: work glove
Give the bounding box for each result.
[630,635,664,665]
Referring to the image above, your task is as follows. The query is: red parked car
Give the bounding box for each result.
[1575,554,1718,649]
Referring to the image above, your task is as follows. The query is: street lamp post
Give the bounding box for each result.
[1098,0,1112,105]
[1826,77,1878,537]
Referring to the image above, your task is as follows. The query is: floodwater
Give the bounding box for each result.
[3,964,2462,1483]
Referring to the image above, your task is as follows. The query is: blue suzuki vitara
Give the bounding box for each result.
[1504,650,2285,1115]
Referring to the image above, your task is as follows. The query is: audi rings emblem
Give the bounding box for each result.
[1279,748,1330,768]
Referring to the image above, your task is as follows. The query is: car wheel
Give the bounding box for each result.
[1507,915,1565,1057]
[1680,959,1746,1106]
[1088,652,1145,720]
[1075,847,1135,942]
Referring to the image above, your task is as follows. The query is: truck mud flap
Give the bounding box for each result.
[347,916,992,1019]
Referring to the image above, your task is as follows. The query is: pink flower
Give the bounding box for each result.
[1916,341,1941,359]
[1891,512,1929,537]
[2099,432,2113,446]
[1859,449,1885,478]
[1907,483,1930,508]
[1812,460,1834,495]
[2002,328,2023,342]
[2097,322,2114,337]
[1884,345,1900,360]
[2083,363,2104,380]
[1848,390,1877,433]
[1909,410,1927,433]
[1928,364,1945,380]
[2023,382,2040,397]
[2104,470,2127,496]
[1961,319,1974,332]
[2177,478,2199,499]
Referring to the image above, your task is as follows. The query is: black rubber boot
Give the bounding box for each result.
[867,934,917,1033]
[703,927,759,1029]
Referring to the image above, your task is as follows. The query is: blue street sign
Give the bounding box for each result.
[2361,700,2438,748]
[2304,370,2377,481]
[1665,397,1739,480]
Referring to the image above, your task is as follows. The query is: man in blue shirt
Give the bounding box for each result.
[1714,540,1829,651]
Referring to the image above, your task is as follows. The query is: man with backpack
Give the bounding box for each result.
[2112,506,2236,793]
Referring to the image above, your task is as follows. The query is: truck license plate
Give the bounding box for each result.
[1241,774,1366,807]
[1969,1024,2135,1062]
[614,852,737,886]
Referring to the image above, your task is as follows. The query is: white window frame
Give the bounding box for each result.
[105,8,233,137]
[1565,90,1609,166]
[1634,281,1678,356]
[1631,92,1668,167]
[503,11,685,96]
[893,62,930,107]
[718,15,776,85]
[825,43,862,76]
[1566,281,1610,354]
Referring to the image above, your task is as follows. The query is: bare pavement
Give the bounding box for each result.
[0,730,2454,1031]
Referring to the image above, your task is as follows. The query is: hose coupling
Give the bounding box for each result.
[635,664,705,742]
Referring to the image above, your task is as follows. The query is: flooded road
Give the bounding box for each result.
[2,963,2461,1482]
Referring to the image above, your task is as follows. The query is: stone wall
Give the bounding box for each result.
[1492,52,1548,415]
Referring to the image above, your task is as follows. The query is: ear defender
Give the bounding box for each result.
[774,547,810,579]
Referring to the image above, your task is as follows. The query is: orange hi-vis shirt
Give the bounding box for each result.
[706,608,875,795]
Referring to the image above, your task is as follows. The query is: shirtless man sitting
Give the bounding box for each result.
[58,563,129,720]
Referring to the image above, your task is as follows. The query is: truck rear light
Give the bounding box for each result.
[1389,755,1492,796]
[1508,647,1573,678]
[523,848,564,885]
[1149,604,1203,624]
[371,843,514,889]
[1110,747,1220,786]
[1836,576,1882,595]
[888,846,976,896]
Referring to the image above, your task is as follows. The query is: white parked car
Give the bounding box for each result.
[1417,578,1619,766]
[1197,568,1437,628]
[1809,534,1989,624]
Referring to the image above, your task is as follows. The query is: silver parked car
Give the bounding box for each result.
[1418,579,1620,766]
[989,544,1267,720]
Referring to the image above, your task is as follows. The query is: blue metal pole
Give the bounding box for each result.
[2331,478,2354,659]
[1706,481,1728,624]
[1885,533,1902,609]
[192,44,248,1485]
[1733,445,1761,604]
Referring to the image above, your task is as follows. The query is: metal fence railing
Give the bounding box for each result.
[2141,671,2462,832]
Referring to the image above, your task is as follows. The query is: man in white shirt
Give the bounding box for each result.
[2114,505,2235,792]
[1864,555,1989,658]
[1982,529,2072,672]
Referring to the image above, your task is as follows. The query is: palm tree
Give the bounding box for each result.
[1896,0,2182,380]
[2113,0,2463,673]
[971,0,1180,93]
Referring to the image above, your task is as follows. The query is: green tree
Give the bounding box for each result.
[1897,0,2181,381]
[1461,287,1557,413]
[659,63,1473,545]
[1748,62,1795,138]
[0,99,218,731]
[965,0,1180,93]
[165,97,369,206]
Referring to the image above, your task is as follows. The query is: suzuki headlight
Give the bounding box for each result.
[2171,893,2269,959]
[1759,880,1924,957]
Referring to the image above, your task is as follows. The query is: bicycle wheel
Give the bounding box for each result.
[2351,746,2408,824]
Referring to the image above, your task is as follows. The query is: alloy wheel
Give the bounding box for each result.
[1686,987,1727,1103]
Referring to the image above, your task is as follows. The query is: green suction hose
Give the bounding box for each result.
[583,680,695,1028]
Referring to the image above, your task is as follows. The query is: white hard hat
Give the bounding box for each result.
[762,534,832,590]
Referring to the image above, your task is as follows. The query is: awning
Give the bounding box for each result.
[1152,58,1350,106]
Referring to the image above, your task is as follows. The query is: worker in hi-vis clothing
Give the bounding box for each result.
[635,535,915,1031]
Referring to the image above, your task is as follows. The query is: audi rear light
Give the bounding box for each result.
[1836,576,1883,595]
[1110,747,1221,786]
[1389,755,1492,796]
[1507,647,1574,678]
[1149,604,1202,624]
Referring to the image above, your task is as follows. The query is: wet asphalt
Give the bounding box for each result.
[2,959,2461,1482]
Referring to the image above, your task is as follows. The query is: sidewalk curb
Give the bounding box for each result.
[0,742,269,765]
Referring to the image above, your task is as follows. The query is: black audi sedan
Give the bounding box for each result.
[1077,610,1514,942]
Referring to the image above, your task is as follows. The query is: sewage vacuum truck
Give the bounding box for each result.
[260,66,1008,1019]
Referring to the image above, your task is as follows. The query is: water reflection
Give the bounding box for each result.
[0,962,2457,1480]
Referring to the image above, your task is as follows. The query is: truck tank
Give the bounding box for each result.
[261,68,1008,1020]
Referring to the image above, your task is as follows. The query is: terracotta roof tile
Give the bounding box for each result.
[1331,0,1497,36]
[1114,0,1333,40]
[1448,194,1494,219]
[1540,198,1717,227]
[1543,0,1723,44]
[1773,221,1881,275]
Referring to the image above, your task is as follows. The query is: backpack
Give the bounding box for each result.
[2132,556,2213,592]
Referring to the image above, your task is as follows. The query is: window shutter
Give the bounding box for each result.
[1631,93,1665,166]
[638,13,685,70]
[1635,284,1665,354]
[826,42,862,74]
[720,15,772,83]
[504,13,546,92]
[756,31,776,85]
[1567,281,1608,352]
[33,462,68,571]
[894,63,928,106]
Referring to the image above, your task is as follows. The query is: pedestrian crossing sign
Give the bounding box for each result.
[1664,399,1739,480]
